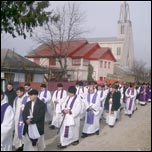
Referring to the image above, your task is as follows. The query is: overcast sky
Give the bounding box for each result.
[1,1,151,67]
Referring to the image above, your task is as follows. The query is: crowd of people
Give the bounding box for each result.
[1,81,151,151]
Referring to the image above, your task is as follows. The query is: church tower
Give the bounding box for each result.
[117,1,134,70]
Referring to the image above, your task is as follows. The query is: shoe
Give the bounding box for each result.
[57,144,67,149]
[128,114,132,118]
[109,125,114,128]
[95,130,99,135]
[81,133,88,138]
[15,144,24,151]
[48,121,52,125]
[72,140,79,145]
[49,125,55,129]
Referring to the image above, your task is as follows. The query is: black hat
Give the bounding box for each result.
[68,86,77,94]
[57,83,63,87]
[28,89,38,95]
[112,84,118,89]
[79,81,84,86]
[40,83,46,88]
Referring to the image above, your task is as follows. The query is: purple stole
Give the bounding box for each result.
[143,88,146,101]
[1,103,9,124]
[100,90,103,107]
[64,95,77,138]
[55,89,64,110]
[86,92,97,124]
[15,96,28,139]
[44,89,47,98]
[56,89,64,99]
[127,88,134,110]
[78,87,84,94]
[139,87,148,102]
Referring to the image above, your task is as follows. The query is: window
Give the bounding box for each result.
[108,62,111,69]
[72,59,81,66]
[100,61,103,68]
[4,72,14,82]
[25,73,33,82]
[117,47,121,55]
[83,59,89,66]
[49,58,56,65]
[104,61,107,68]
[121,25,124,34]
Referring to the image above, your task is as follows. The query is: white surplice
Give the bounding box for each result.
[1,97,15,151]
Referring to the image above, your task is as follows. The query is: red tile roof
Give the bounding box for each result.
[26,40,116,62]
[26,40,87,58]
[85,47,116,61]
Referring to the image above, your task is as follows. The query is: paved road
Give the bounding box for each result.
[44,102,151,151]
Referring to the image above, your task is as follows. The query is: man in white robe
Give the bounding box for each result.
[38,83,52,124]
[24,82,32,102]
[57,86,81,149]
[50,83,67,129]
[13,87,28,151]
[125,83,137,117]
[82,85,101,137]
[76,81,88,119]
[96,84,107,120]
[1,91,15,151]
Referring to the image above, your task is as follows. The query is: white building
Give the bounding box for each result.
[88,1,134,71]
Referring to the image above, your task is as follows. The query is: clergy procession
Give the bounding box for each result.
[1,81,151,151]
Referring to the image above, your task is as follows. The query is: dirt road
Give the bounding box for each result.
[44,102,151,151]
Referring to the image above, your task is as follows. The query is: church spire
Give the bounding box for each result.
[119,1,130,23]
[117,1,134,70]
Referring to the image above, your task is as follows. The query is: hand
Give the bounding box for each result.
[109,98,112,104]
[86,107,92,112]
[26,119,31,125]
[54,100,58,104]
[63,109,70,114]
[110,111,114,114]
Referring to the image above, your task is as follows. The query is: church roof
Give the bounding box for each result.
[87,37,124,43]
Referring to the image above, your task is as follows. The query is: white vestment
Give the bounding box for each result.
[59,95,81,146]
[125,88,137,115]
[51,89,67,128]
[82,92,101,134]
[1,98,15,151]
[97,90,106,119]
[23,134,45,151]
[39,90,52,122]
[76,87,88,119]
[13,94,28,149]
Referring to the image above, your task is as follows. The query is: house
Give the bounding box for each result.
[25,40,116,81]
[1,49,48,86]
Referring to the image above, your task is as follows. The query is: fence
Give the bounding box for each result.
[19,81,76,91]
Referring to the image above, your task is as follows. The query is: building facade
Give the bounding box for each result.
[26,41,116,81]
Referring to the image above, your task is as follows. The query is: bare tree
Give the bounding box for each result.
[34,2,87,80]
[131,60,149,82]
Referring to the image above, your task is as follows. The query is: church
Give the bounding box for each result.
[88,1,135,82]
